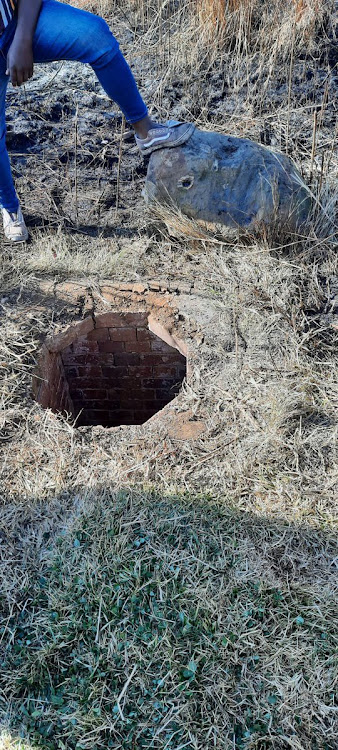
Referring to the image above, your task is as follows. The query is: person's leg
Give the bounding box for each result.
[0,0,192,231]
[0,55,20,213]
[31,0,194,148]
[0,50,28,241]
[32,0,151,132]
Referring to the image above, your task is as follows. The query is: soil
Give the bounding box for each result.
[1,3,337,505]
[6,60,146,235]
[4,5,337,245]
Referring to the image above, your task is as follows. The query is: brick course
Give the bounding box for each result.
[35,312,186,428]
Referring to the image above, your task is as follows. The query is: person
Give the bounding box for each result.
[0,0,193,242]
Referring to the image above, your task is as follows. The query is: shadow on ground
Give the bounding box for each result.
[0,485,336,750]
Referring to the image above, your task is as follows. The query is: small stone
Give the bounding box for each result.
[167,412,205,441]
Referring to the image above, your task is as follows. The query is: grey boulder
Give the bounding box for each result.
[145,128,311,233]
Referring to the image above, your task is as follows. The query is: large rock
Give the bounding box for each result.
[145,128,312,233]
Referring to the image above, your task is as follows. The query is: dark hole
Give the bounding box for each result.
[34,312,186,428]
[178,175,194,190]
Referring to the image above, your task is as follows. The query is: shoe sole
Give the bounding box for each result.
[4,232,29,243]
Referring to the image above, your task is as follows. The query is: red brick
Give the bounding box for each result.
[76,365,102,378]
[64,378,79,393]
[139,391,156,403]
[120,372,146,385]
[136,327,152,342]
[69,389,85,402]
[98,353,116,366]
[94,312,126,328]
[128,365,153,378]
[87,328,110,342]
[46,318,94,352]
[101,366,125,378]
[145,353,174,364]
[64,354,98,367]
[66,377,81,390]
[118,383,138,396]
[124,340,151,353]
[141,378,166,389]
[152,365,180,378]
[108,405,127,415]
[68,377,102,390]
[57,377,67,398]
[114,353,140,366]
[123,395,143,404]
[54,374,63,398]
[61,354,77,367]
[83,400,110,411]
[75,340,99,354]
[107,402,120,412]
[77,414,95,426]
[63,366,78,378]
[79,389,108,400]
[124,312,148,327]
[109,327,136,342]
[150,338,175,353]
[119,401,139,412]
[138,354,166,366]
[98,341,124,354]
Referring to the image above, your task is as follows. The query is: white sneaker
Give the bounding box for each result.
[2,206,29,243]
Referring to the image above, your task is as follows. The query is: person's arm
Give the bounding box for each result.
[6,0,43,87]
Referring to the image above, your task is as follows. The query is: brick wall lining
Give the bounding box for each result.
[34,349,75,417]
[34,311,187,428]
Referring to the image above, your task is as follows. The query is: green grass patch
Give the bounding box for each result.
[0,490,336,749]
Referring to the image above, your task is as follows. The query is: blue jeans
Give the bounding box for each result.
[0,0,148,212]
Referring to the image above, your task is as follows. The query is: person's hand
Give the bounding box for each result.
[6,34,34,87]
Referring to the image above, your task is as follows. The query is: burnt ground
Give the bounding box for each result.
[4,5,337,250]
[6,61,147,238]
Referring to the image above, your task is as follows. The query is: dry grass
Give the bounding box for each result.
[0,0,337,748]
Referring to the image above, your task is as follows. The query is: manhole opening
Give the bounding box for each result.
[33,311,187,428]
